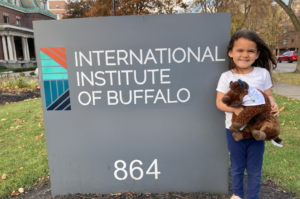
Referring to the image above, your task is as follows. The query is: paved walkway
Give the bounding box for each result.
[272,81,300,100]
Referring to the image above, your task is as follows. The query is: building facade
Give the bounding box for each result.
[48,0,67,20]
[274,3,300,56]
[0,0,56,68]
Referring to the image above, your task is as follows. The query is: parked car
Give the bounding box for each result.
[278,51,298,63]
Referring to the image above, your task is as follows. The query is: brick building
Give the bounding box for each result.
[48,0,67,20]
[0,0,56,68]
[274,4,300,56]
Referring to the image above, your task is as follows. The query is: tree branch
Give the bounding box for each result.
[288,0,292,9]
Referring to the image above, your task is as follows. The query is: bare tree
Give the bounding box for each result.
[274,0,300,72]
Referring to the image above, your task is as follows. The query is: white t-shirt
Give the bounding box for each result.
[216,67,273,129]
[243,88,265,106]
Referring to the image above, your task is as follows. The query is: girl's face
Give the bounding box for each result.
[228,38,260,71]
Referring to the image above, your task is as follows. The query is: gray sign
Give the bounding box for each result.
[33,13,231,197]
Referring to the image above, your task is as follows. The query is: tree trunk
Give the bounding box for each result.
[274,0,300,73]
[296,33,300,73]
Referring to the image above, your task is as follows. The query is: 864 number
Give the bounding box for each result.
[114,159,161,180]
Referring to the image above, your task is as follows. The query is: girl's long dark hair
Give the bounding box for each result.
[227,30,277,74]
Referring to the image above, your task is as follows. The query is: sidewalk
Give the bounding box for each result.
[272,81,300,100]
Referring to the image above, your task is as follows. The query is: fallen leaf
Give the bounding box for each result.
[16,134,20,136]
[5,102,9,105]
[1,174,7,180]
[18,147,22,149]
[11,191,19,196]
[0,126,1,129]
[28,110,31,113]
[281,123,285,126]
[279,106,285,111]
[273,151,277,154]
[6,112,8,115]
[289,176,293,179]
[33,115,36,119]
[10,127,15,129]
[38,123,41,127]
[284,159,287,162]
[35,136,38,142]
[18,188,24,193]
[19,167,23,170]
[1,118,7,121]
[40,133,44,137]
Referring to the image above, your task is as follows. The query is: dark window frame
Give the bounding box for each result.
[16,19,21,26]
[3,16,9,23]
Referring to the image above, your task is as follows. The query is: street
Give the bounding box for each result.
[273,61,297,73]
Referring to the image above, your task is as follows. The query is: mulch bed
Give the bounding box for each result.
[0,89,41,105]
[13,170,298,199]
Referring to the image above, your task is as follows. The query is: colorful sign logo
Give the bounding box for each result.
[40,47,71,111]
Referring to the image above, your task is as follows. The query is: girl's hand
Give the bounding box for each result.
[271,101,279,117]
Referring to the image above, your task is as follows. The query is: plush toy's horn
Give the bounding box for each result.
[230,81,233,85]
[238,79,246,89]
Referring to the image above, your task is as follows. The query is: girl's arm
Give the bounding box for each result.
[216,91,243,115]
[264,88,279,117]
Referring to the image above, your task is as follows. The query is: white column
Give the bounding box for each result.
[11,36,17,60]
[25,38,30,60]
[2,36,8,61]
[6,35,14,61]
[277,49,279,56]
[22,38,28,61]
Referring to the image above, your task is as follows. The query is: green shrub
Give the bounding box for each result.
[30,71,35,76]
[12,67,37,73]
[20,72,25,77]
[0,66,7,69]
[0,76,38,89]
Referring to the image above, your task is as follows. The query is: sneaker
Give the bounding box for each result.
[230,194,242,199]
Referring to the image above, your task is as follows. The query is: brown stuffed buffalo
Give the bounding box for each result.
[222,79,282,143]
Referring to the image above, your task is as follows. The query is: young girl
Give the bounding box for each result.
[216,30,280,199]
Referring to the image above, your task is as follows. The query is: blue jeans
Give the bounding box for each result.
[226,129,265,199]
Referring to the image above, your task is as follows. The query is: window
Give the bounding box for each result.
[3,16,8,23]
[284,29,287,34]
[292,39,295,44]
[283,40,287,44]
[16,19,20,26]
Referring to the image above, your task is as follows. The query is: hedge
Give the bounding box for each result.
[11,67,37,72]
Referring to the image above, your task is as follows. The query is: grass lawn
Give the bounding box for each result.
[273,72,300,86]
[262,94,300,197]
[0,99,48,199]
[0,95,299,198]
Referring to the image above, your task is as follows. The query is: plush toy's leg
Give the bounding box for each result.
[232,132,244,141]
[274,137,282,144]
[252,130,266,141]
[229,122,245,133]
